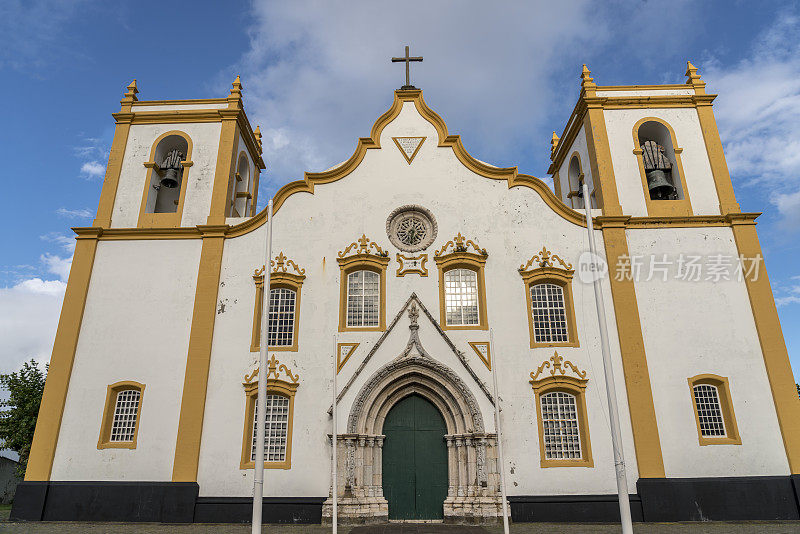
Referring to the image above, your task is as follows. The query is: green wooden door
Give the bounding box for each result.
[382,394,448,520]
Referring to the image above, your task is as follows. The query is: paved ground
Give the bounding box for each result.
[1,522,800,534]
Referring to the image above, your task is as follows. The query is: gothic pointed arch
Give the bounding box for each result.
[346,355,485,435]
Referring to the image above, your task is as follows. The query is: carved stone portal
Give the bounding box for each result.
[322,352,502,524]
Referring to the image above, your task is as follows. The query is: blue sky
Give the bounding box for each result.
[1,0,799,379]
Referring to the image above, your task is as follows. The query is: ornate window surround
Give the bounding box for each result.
[529,352,593,468]
[97,380,145,450]
[434,233,489,331]
[251,252,306,352]
[519,246,579,349]
[240,355,300,470]
[337,235,390,332]
[632,117,694,217]
[137,130,194,228]
[688,374,741,446]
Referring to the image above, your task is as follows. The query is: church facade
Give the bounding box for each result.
[12,64,800,524]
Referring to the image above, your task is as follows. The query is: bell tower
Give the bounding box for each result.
[93,76,265,230]
[548,62,740,218]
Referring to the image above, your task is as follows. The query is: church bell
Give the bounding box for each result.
[159,149,185,189]
[641,140,677,200]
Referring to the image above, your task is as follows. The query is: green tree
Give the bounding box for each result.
[0,360,47,478]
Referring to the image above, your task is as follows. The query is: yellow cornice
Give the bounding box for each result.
[132,98,229,106]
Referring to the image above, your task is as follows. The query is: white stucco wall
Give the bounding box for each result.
[556,125,594,206]
[110,121,221,228]
[51,239,202,481]
[195,101,640,497]
[603,107,720,216]
[626,227,788,477]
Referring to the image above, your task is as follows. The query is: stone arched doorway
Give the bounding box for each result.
[383,393,448,520]
[323,355,503,524]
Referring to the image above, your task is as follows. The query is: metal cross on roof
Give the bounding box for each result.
[391,45,423,89]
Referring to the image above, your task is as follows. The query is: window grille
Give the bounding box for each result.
[693,384,726,437]
[109,389,141,442]
[251,394,290,462]
[540,391,581,459]
[444,268,479,326]
[346,270,380,327]
[530,283,569,343]
[268,287,296,346]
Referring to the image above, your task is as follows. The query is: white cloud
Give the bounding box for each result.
[233,1,696,203]
[40,232,75,254]
[703,10,800,229]
[80,160,106,180]
[41,253,72,282]
[56,207,93,219]
[776,279,800,307]
[0,281,64,373]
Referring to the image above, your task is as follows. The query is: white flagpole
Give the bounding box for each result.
[489,329,509,534]
[581,183,633,534]
[252,198,274,534]
[331,334,338,534]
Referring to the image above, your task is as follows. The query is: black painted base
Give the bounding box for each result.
[10,476,800,523]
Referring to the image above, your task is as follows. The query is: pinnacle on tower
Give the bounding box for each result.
[551,131,560,158]
[230,75,243,96]
[124,79,139,102]
[581,64,595,87]
[684,61,706,94]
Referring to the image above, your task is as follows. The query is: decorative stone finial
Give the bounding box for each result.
[684,61,706,94]
[254,125,262,146]
[581,64,594,85]
[230,75,242,96]
[408,301,419,327]
[550,131,560,157]
[122,79,139,103]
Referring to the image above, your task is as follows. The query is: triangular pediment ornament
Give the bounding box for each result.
[392,136,426,164]
[328,293,493,414]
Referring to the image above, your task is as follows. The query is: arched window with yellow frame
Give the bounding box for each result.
[632,117,693,216]
[97,381,145,450]
[240,356,300,470]
[251,252,306,352]
[337,235,390,332]
[519,247,578,349]
[138,130,193,228]
[688,374,741,446]
[530,352,593,468]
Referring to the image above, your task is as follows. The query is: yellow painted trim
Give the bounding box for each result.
[583,110,620,215]
[93,119,132,227]
[337,254,389,332]
[434,252,488,331]
[520,268,579,349]
[729,217,800,472]
[530,376,594,468]
[251,271,305,353]
[132,98,229,106]
[391,136,426,164]
[688,374,741,446]
[395,253,428,277]
[695,103,741,214]
[632,117,693,217]
[207,119,240,225]
[171,226,226,482]
[240,379,298,470]
[136,130,194,228]
[97,381,145,450]
[337,343,360,373]
[468,341,491,371]
[25,228,101,481]
[552,169,562,202]
[600,220,665,477]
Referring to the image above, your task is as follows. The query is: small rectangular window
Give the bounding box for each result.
[530,283,569,343]
[444,268,479,326]
[250,395,290,463]
[109,389,141,442]
[347,270,380,327]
